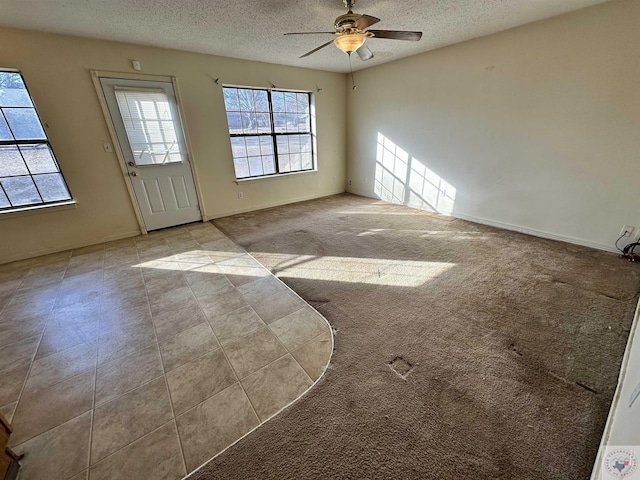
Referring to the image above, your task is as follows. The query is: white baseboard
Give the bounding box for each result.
[209,189,347,220]
[0,230,141,265]
[346,188,617,254]
[453,212,618,253]
[0,190,347,265]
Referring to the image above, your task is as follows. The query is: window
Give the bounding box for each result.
[222,86,314,179]
[0,70,72,211]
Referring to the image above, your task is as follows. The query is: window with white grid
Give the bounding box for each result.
[0,70,72,211]
[222,86,315,179]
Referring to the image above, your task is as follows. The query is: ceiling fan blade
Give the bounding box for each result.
[356,44,374,61]
[368,30,422,41]
[284,32,336,35]
[300,39,335,58]
[354,14,380,31]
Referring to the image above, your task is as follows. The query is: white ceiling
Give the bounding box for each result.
[0,0,611,73]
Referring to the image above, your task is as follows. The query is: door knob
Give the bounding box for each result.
[130,171,138,177]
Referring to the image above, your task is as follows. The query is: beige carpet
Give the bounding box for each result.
[190,193,639,479]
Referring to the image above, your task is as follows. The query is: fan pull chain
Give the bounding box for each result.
[349,53,357,90]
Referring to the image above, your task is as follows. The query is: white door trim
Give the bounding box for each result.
[90,70,207,234]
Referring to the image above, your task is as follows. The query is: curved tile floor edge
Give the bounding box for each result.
[0,221,333,480]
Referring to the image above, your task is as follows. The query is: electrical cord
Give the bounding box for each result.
[616,232,628,253]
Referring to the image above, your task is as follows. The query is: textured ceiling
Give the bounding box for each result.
[0,0,611,73]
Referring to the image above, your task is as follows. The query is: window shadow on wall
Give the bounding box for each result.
[374,132,456,215]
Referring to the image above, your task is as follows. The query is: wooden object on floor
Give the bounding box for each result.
[0,412,20,480]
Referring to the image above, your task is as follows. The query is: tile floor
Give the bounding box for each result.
[0,222,333,480]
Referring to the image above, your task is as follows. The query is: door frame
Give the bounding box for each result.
[90,70,207,234]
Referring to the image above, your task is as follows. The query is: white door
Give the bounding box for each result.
[100,77,202,231]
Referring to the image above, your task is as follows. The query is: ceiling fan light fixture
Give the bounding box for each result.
[334,33,366,54]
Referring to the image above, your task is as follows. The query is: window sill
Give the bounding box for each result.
[235,169,317,184]
[0,200,77,219]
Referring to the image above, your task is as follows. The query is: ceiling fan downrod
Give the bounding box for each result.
[343,0,356,10]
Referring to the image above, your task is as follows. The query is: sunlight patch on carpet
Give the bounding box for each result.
[257,253,455,287]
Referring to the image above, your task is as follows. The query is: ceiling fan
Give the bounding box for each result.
[284,0,422,62]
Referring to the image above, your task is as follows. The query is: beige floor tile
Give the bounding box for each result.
[241,354,312,422]
[138,260,179,281]
[148,285,199,317]
[166,349,236,415]
[0,335,39,374]
[290,331,332,381]
[152,303,208,342]
[89,421,186,480]
[0,401,16,422]
[137,244,172,262]
[216,254,270,287]
[100,303,151,333]
[71,244,106,256]
[10,369,95,447]
[183,265,232,299]
[224,328,288,379]
[103,282,145,304]
[91,376,173,464]
[12,410,91,480]
[238,276,305,324]
[95,343,163,406]
[145,272,188,299]
[103,248,139,268]
[189,225,226,244]
[102,266,145,293]
[208,305,266,345]
[0,361,30,407]
[55,288,102,311]
[98,315,156,363]
[4,289,57,318]
[176,383,259,472]
[165,237,199,252]
[36,318,100,360]
[23,342,97,394]
[63,261,103,281]
[179,257,214,271]
[269,308,329,351]
[200,238,244,259]
[68,469,89,480]
[198,285,248,320]
[0,314,47,348]
[159,323,219,372]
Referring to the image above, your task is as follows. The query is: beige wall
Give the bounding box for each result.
[0,29,347,263]
[347,0,640,252]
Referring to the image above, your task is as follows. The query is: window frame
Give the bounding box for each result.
[0,68,73,213]
[222,85,316,180]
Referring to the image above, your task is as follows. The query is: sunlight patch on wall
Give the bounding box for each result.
[374,133,456,215]
[256,253,455,287]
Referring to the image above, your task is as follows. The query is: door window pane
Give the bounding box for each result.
[114,88,184,166]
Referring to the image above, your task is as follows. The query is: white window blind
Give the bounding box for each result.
[114,88,183,166]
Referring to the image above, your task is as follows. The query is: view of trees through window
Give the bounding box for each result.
[222,86,314,179]
[0,71,72,211]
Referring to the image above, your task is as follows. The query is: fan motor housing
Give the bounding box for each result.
[335,12,361,31]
